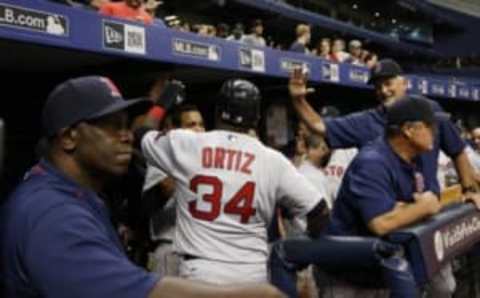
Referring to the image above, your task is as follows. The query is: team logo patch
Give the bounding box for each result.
[100,77,122,97]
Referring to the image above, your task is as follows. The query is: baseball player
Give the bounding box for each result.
[141,79,329,284]
[0,76,285,298]
[305,106,358,201]
[298,134,333,208]
[143,104,205,276]
[323,147,357,199]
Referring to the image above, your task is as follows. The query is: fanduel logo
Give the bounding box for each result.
[442,217,480,250]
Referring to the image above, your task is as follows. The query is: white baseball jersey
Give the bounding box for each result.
[143,166,176,241]
[323,148,357,200]
[466,146,480,174]
[298,160,332,208]
[142,129,323,266]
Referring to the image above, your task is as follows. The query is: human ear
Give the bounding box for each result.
[58,127,78,152]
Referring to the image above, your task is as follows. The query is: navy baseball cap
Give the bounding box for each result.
[42,76,151,137]
[368,59,403,85]
[386,95,449,127]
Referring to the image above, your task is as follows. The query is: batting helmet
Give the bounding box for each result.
[217,79,261,128]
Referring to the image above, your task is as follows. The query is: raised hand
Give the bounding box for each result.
[289,68,314,99]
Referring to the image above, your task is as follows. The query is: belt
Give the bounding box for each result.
[151,239,173,246]
[179,253,200,261]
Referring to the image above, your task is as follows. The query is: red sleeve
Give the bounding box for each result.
[148,106,166,121]
[99,3,113,16]
[144,14,153,25]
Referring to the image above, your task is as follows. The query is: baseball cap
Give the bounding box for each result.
[386,95,449,127]
[368,58,403,85]
[42,76,151,137]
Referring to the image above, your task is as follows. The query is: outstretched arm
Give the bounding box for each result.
[289,68,326,136]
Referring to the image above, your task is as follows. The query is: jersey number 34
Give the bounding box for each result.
[189,174,256,224]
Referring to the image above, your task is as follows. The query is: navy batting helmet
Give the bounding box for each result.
[217,79,261,128]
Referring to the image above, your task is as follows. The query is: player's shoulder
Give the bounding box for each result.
[168,128,197,138]
[262,144,295,167]
[331,147,358,158]
[410,95,443,112]
[353,139,391,168]
[328,108,377,125]
[349,107,378,119]
[4,181,92,234]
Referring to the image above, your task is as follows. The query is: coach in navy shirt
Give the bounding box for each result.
[289,60,478,196]
[328,97,451,237]
[326,97,480,298]
[0,76,284,298]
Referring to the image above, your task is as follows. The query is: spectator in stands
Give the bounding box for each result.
[313,38,331,60]
[217,23,230,39]
[0,76,285,298]
[330,38,350,63]
[289,24,311,54]
[360,49,370,64]
[345,40,364,66]
[227,23,245,42]
[365,52,379,69]
[180,22,191,33]
[242,19,267,47]
[167,20,182,30]
[88,0,110,10]
[100,0,153,25]
[143,104,205,277]
[195,24,210,37]
[206,25,217,38]
[144,0,162,19]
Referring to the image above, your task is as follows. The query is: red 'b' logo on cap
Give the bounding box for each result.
[100,77,122,97]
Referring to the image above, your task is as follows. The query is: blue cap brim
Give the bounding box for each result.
[87,97,152,120]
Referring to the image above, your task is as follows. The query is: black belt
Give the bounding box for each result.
[179,253,200,261]
[151,239,173,246]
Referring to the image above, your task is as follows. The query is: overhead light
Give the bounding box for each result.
[165,15,178,21]
[352,4,358,9]
[392,18,397,24]
[374,12,380,17]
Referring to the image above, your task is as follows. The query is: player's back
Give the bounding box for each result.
[142,129,320,264]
